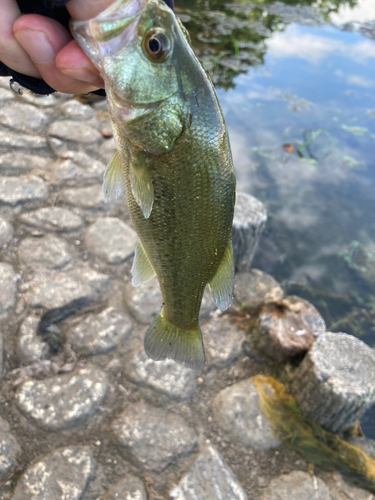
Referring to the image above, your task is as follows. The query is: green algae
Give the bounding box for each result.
[253,375,375,493]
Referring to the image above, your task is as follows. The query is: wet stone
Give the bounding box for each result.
[260,471,331,500]
[0,152,51,174]
[212,378,281,451]
[99,137,115,163]
[203,312,246,368]
[84,217,137,264]
[12,446,97,500]
[59,100,96,121]
[18,235,77,270]
[0,263,17,317]
[324,472,375,500]
[62,184,110,210]
[123,343,197,400]
[254,295,326,362]
[112,402,197,472]
[0,216,13,247]
[232,269,284,311]
[0,102,49,132]
[124,278,215,325]
[69,307,133,356]
[48,120,102,156]
[104,475,147,500]
[0,416,21,479]
[26,267,111,309]
[19,207,84,232]
[0,175,48,206]
[0,131,48,152]
[52,157,105,183]
[18,316,50,365]
[171,445,248,500]
[15,365,109,431]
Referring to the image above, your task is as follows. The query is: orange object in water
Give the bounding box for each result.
[282,143,294,153]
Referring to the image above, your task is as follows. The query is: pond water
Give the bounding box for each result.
[176,0,375,437]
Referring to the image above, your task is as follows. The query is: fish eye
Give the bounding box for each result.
[143,29,171,61]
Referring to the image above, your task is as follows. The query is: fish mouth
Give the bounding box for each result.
[108,86,171,121]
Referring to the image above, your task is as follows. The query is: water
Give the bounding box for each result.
[176,0,375,438]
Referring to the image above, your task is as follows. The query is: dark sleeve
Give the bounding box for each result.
[1,0,174,96]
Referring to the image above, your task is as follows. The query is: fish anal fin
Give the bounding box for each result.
[132,240,156,286]
[102,151,125,202]
[208,242,235,311]
[130,152,154,219]
[144,312,205,370]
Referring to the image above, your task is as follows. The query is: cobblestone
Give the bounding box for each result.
[123,342,197,399]
[0,131,48,152]
[52,157,106,183]
[0,152,51,174]
[19,207,84,232]
[48,120,102,157]
[171,445,248,500]
[0,216,13,247]
[15,365,109,431]
[112,402,197,472]
[212,378,281,451]
[18,316,51,365]
[69,307,133,356]
[0,416,21,479]
[232,269,284,311]
[12,446,97,500]
[61,184,111,210]
[0,102,49,132]
[84,217,137,264]
[0,262,17,317]
[0,175,49,206]
[104,475,147,500]
[59,100,96,121]
[18,234,77,270]
[259,471,331,500]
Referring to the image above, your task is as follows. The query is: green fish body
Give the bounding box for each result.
[71,0,236,369]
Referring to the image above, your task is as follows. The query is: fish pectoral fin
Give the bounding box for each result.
[130,153,154,219]
[208,242,235,311]
[144,312,205,370]
[131,240,156,286]
[102,151,125,202]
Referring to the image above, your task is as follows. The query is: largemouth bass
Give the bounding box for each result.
[71,0,236,369]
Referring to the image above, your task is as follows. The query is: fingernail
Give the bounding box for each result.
[60,67,104,87]
[14,30,55,65]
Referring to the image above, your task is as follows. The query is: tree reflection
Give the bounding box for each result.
[176,0,358,89]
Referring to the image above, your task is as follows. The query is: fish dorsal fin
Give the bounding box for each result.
[132,240,156,286]
[208,242,235,311]
[102,151,125,202]
[130,151,154,219]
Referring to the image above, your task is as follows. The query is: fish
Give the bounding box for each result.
[71,0,236,369]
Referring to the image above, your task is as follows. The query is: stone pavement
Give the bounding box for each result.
[0,78,374,500]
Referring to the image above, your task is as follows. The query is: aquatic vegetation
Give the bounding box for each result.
[341,125,369,136]
[253,375,375,493]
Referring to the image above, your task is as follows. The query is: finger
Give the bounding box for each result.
[66,0,114,21]
[0,0,40,77]
[13,14,101,93]
[56,40,104,88]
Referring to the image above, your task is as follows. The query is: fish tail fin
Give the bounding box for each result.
[144,312,205,370]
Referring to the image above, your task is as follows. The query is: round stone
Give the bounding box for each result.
[99,137,115,163]
[59,100,96,121]
[0,416,21,479]
[15,365,109,431]
[84,217,137,264]
[232,269,284,311]
[112,402,197,472]
[0,175,48,206]
[18,235,77,270]
[52,158,105,183]
[0,131,48,153]
[0,152,51,175]
[19,207,84,232]
[0,262,17,318]
[61,185,111,210]
[203,312,246,368]
[18,316,50,365]
[260,471,331,500]
[212,378,281,451]
[171,445,248,500]
[104,475,147,500]
[0,102,49,132]
[69,307,133,356]
[48,120,101,144]
[123,343,197,400]
[12,446,97,500]
[0,216,13,247]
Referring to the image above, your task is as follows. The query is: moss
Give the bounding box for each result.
[253,375,375,493]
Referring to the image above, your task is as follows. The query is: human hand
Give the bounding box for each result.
[0,0,113,94]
